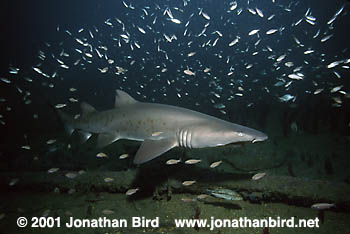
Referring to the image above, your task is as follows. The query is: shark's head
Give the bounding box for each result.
[234,124,269,143]
[187,121,268,148]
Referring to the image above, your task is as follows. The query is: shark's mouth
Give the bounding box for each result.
[252,139,259,143]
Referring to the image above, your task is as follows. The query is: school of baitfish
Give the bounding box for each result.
[1,1,349,126]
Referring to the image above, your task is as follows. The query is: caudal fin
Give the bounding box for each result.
[55,108,75,136]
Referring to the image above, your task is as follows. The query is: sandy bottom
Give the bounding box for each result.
[1,191,349,234]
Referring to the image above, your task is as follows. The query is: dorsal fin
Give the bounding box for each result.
[80,102,97,115]
[115,90,138,108]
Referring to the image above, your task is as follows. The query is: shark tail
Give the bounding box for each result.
[55,108,75,136]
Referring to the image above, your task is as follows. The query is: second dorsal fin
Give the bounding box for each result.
[80,102,97,115]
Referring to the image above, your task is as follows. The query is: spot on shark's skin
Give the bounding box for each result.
[56,90,268,164]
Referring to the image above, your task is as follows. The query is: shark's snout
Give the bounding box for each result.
[251,132,268,143]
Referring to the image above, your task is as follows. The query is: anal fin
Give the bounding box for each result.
[76,130,92,144]
[133,137,177,164]
[71,130,92,144]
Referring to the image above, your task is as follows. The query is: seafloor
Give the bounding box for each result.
[1,110,350,234]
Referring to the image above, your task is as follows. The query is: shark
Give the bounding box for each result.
[56,90,268,164]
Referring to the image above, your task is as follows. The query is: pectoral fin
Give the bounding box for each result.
[133,138,178,164]
[97,133,120,148]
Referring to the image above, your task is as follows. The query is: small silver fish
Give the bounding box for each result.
[55,103,67,109]
[185,159,202,164]
[252,172,266,180]
[126,188,139,196]
[119,153,129,159]
[65,172,78,179]
[184,69,195,76]
[42,209,50,217]
[9,178,19,186]
[197,194,210,200]
[207,188,243,201]
[78,170,85,175]
[151,131,163,136]
[46,139,57,145]
[313,88,324,95]
[279,94,295,102]
[187,52,196,57]
[68,188,76,194]
[104,177,114,182]
[248,29,259,36]
[96,152,108,158]
[311,203,335,210]
[166,159,181,165]
[181,198,196,203]
[21,145,31,150]
[182,180,196,186]
[266,29,278,35]
[210,160,222,168]
[102,209,115,215]
[47,168,60,173]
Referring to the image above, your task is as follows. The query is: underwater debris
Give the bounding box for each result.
[324,157,334,175]
[86,205,93,216]
[246,192,265,204]
[167,182,172,201]
[290,121,298,132]
[153,186,162,201]
[318,210,325,224]
[306,154,314,168]
[193,206,200,231]
[263,227,269,234]
[287,163,296,177]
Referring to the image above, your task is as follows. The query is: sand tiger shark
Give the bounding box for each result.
[56,90,268,164]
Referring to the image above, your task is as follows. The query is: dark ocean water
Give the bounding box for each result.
[0,0,349,174]
[1,1,350,233]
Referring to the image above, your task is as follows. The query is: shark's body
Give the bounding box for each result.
[57,90,268,164]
